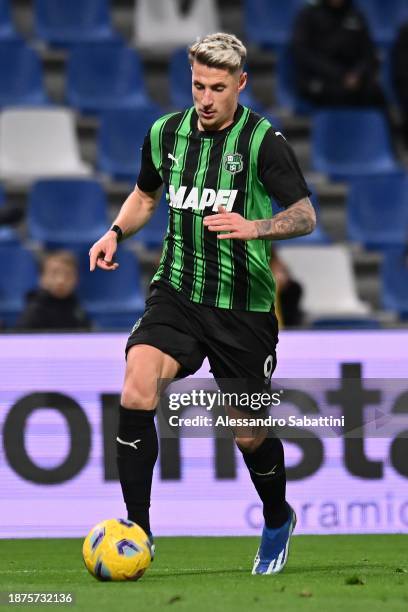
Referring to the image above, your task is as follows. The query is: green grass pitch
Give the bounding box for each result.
[1,536,407,611]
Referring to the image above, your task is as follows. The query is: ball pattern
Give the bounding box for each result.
[83,519,152,581]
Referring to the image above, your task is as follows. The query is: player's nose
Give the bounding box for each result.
[202,89,213,106]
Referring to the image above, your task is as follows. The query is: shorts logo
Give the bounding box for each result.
[223,152,243,175]
[263,354,274,383]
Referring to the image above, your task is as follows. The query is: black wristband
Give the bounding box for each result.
[110,224,123,242]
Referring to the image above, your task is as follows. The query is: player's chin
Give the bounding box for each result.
[199,114,218,127]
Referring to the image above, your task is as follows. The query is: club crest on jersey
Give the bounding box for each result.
[223,152,243,174]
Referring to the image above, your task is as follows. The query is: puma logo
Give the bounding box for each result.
[250,464,278,477]
[168,152,182,167]
[116,437,141,450]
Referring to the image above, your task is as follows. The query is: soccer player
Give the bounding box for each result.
[89,33,316,575]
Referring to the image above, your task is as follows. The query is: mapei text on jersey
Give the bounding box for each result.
[168,185,238,211]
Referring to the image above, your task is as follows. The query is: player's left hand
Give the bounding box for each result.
[203,206,258,240]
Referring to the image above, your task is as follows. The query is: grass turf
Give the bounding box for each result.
[0,536,407,611]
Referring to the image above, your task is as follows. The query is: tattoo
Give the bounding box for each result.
[255,198,316,240]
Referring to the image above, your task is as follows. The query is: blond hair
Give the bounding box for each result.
[188,32,247,73]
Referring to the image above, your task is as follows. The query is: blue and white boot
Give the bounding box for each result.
[252,505,297,575]
[147,533,155,561]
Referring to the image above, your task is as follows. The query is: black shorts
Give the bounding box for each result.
[126,281,279,386]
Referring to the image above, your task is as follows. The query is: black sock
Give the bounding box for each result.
[240,436,289,528]
[116,405,158,535]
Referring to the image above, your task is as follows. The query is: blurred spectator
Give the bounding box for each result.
[292,0,386,107]
[16,250,90,331]
[393,21,408,145]
[0,205,24,226]
[270,248,303,327]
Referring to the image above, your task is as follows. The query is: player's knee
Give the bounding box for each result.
[234,436,262,454]
[121,379,157,411]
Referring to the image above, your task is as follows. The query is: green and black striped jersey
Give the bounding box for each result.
[137,104,309,312]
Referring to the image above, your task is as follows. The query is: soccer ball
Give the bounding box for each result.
[82,518,152,581]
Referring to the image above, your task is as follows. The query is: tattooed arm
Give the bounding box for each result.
[203,198,316,241]
[254,198,316,240]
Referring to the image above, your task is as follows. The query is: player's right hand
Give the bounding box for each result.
[89,231,120,272]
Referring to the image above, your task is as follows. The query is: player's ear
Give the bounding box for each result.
[238,71,247,93]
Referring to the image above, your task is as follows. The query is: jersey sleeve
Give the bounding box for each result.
[258,127,311,208]
[136,130,163,192]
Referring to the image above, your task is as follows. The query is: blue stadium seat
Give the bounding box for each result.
[28,179,109,249]
[168,48,200,109]
[382,248,408,317]
[355,0,408,46]
[347,173,408,249]
[0,0,18,39]
[78,248,145,330]
[275,46,313,114]
[0,40,48,107]
[0,244,38,327]
[34,0,117,46]
[244,0,304,47]
[97,108,161,181]
[169,48,267,114]
[66,41,151,114]
[311,109,398,179]
[0,184,19,244]
[380,46,398,106]
[137,195,169,249]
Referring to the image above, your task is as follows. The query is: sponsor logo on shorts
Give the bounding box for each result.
[264,354,274,384]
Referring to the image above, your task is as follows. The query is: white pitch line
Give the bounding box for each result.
[0,569,83,574]
[0,567,233,575]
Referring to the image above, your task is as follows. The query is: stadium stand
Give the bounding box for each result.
[275,45,312,114]
[0,108,91,182]
[0,184,18,244]
[0,0,404,328]
[0,244,38,327]
[136,195,169,250]
[28,179,109,249]
[380,46,399,106]
[97,107,161,181]
[0,0,17,40]
[311,109,398,178]
[382,247,408,317]
[34,0,118,46]
[291,0,386,109]
[393,20,408,146]
[278,245,370,319]
[244,0,303,47]
[66,41,153,115]
[0,40,48,107]
[134,0,219,50]
[354,0,408,46]
[347,173,408,249]
[78,248,145,329]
